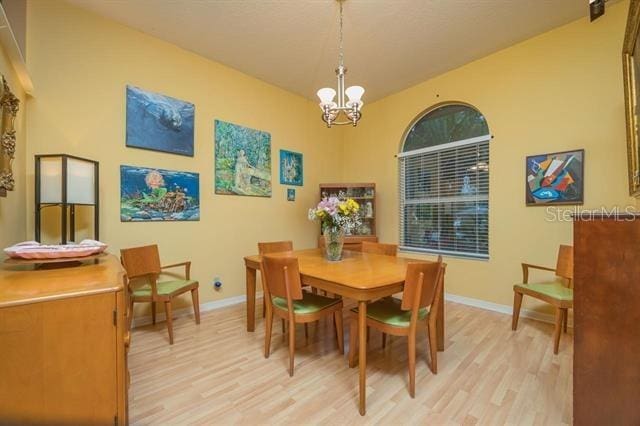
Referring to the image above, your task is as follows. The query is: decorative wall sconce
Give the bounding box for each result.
[0,76,19,197]
[35,154,99,244]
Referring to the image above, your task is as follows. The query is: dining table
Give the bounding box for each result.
[243,248,446,415]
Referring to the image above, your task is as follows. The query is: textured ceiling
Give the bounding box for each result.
[66,0,598,103]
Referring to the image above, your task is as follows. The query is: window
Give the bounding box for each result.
[399,104,490,259]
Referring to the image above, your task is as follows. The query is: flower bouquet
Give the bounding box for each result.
[309,196,361,261]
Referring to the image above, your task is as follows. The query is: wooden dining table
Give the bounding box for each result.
[243,248,446,415]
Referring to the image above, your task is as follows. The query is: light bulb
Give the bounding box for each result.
[317,88,336,106]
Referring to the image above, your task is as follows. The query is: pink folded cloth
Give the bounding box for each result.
[4,239,108,259]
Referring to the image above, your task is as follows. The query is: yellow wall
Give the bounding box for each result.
[0,41,26,250]
[25,1,341,314]
[21,0,635,318]
[340,0,634,312]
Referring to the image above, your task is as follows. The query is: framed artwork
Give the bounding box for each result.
[279,149,303,186]
[525,149,584,206]
[287,188,295,201]
[214,119,271,197]
[126,85,195,156]
[120,165,200,221]
[623,0,640,196]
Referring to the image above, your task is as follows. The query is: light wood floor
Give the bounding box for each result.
[129,300,573,425]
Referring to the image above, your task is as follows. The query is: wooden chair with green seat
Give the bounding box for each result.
[120,244,200,345]
[512,245,573,354]
[361,241,398,346]
[258,241,295,318]
[348,257,444,398]
[262,253,344,377]
[361,241,398,256]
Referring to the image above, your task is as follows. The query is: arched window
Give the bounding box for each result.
[398,103,490,259]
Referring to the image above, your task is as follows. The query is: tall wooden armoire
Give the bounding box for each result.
[573,215,640,424]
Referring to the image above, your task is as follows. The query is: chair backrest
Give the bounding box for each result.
[556,244,574,284]
[401,257,444,311]
[361,241,398,256]
[258,240,293,254]
[262,254,303,301]
[120,244,161,279]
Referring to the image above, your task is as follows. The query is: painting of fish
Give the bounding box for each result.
[126,85,195,156]
[120,165,200,221]
[214,119,271,197]
[526,149,584,206]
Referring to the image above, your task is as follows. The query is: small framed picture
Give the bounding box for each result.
[280,150,303,186]
[525,149,584,206]
[287,188,295,201]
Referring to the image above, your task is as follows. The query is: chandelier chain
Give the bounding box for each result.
[338,0,344,68]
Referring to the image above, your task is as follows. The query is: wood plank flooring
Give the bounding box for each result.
[128,300,573,425]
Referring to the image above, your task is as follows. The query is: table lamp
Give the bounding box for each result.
[35,154,99,244]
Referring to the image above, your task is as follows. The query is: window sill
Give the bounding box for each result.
[399,246,489,261]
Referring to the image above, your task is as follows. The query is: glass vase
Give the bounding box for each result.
[323,227,345,261]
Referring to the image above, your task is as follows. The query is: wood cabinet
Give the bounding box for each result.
[573,216,640,425]
[0,254,129,425]
[319,183,378,251]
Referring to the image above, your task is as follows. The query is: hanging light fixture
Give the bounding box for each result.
[317,0,364,127]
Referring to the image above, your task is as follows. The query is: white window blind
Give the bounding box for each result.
[399,135,490,259]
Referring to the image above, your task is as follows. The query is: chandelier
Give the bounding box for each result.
[317,0,364,127]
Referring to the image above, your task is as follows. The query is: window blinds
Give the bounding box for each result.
[399,136,490,259]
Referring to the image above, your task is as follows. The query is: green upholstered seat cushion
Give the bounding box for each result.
[132,279,196,297]
[351,297,429,328]
[514,281,573,301]
[272,292,340,314]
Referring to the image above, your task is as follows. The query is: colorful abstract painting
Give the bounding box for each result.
[279,150,303,186]
[120,165,200,221]
[214,120,271,197]
[126,85,195,156]
[526,149,584,205]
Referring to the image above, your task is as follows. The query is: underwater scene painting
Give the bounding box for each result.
[214,119,271,197]
[279,150,303,186]
[120,165,200,222]
[526,149,584,206]
[126,85,195,156]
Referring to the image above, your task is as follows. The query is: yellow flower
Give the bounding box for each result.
[316,210,325,218]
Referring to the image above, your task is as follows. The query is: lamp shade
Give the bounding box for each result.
[37,154,97,205]
[345,85,365,108]
[67,157,96,204]
[317,87,336,106]
[39,156,63,203]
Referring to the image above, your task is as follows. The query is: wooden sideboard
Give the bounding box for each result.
[0,254,129,425]
[573,216,640,425]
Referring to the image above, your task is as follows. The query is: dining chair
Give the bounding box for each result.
[512,245,573,354]
[262,253,344,377]
[361,241,398,344]
[120,244,200,345]
[361,241,398,256]
[348,257,444,398]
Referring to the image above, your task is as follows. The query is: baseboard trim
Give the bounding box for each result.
[132,290,567,329]
[444,292,572,327]
[132,292,263,328]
